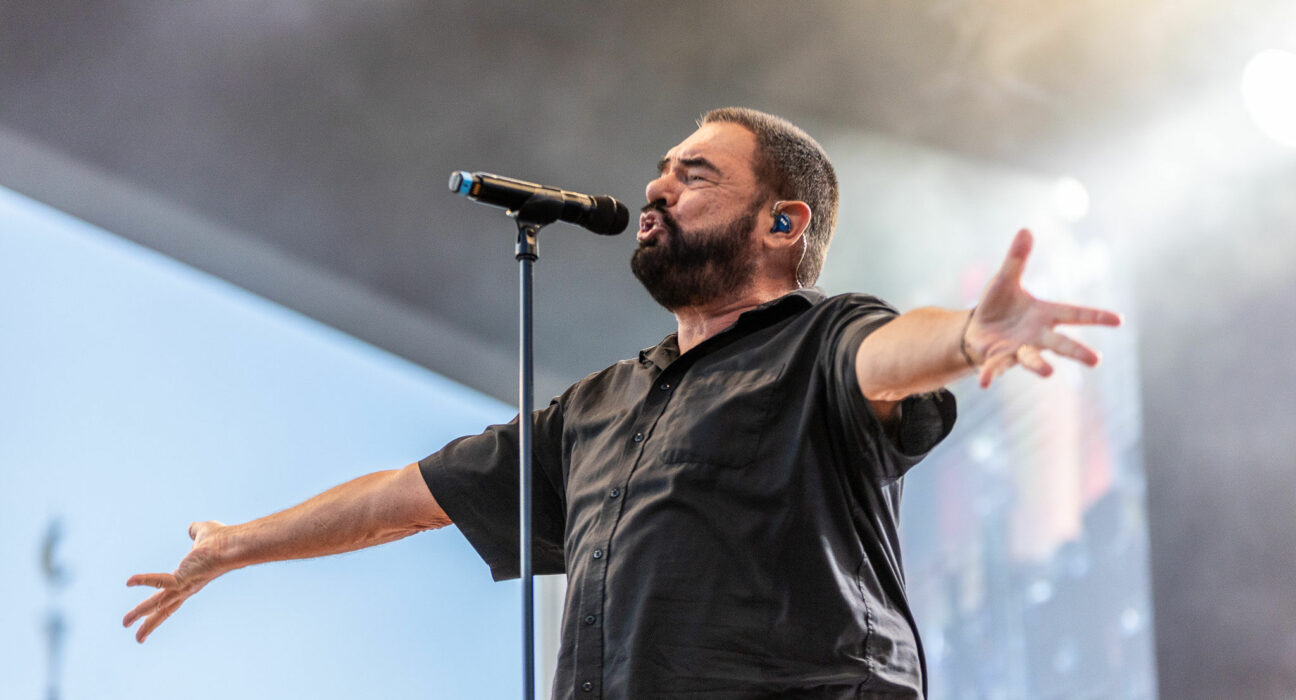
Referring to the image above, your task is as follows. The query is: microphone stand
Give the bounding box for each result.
[508,191,565,700]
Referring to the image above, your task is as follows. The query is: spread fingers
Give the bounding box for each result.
[127,573,177,589]
[1017,346,1053,377]
[1046,301,1123,328]
[978,352,1017,388]
[1043,329,1101,366]
[124,588,173,627]
[135,598,186,643]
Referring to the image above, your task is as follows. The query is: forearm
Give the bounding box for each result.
[219,462,450,570]
[124,463,452,643]
[855,306,974,401]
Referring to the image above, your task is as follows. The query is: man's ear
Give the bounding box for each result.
[765,200,812,251]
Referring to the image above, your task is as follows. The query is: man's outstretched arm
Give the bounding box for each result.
[856,228,1123,403]
[123,462,450,643]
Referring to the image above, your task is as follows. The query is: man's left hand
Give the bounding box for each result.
[964,229,1123,388]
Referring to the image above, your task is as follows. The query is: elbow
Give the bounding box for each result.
[412,507,453,533]
[863,387,910,403]
[858,368,912,402]
[396,462,453,532]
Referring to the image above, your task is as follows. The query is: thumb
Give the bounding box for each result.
[188,520,224,542]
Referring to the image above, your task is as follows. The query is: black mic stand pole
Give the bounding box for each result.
[508,192,565,700]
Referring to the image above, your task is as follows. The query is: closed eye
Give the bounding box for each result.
[678,157,722,180]
[656,156,723,182]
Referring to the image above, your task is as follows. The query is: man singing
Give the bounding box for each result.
[124,107,1120,698]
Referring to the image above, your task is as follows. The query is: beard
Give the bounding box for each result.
[630,201,761,311]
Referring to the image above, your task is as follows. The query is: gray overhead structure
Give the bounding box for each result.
[3,1,1295,698]
[3,0,1280,400]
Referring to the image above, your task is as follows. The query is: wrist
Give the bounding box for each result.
[204,522,251,572]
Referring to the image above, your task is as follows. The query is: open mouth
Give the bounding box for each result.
[638,211,669,245]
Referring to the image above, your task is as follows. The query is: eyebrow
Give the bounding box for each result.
[657,155,723,177]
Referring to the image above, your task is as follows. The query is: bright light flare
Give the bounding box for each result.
[1241,49,1296,148]
[1051,176,1090,223]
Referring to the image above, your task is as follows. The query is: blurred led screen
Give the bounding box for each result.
[0,186,521,699]
[819,130,1157,699]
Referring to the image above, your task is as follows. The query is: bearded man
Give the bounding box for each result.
[125,107,1120,699]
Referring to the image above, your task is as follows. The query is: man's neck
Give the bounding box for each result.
[672,280,798,354]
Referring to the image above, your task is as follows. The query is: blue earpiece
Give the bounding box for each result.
[771,212,792,233]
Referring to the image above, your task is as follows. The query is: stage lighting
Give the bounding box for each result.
[1241,49,1296,148]
[1051,176,1090,223]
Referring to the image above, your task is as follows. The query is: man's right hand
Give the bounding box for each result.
[123,520,231,643]
[121,464,450,644]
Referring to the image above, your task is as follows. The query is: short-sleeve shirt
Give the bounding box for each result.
[420,289,956,699]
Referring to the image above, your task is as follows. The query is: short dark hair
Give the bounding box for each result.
[700,107,839,286]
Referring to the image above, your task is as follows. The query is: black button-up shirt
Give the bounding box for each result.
[421,289,956,699]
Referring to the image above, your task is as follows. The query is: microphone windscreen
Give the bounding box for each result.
[587,196,630,235]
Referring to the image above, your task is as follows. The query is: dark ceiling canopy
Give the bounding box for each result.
[0,0,1285,402]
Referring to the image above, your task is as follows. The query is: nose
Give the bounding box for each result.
[644,171,678,208]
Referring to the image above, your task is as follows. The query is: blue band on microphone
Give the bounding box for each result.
[449,171,475,196]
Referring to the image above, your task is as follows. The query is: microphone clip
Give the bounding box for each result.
[509,190,567,261]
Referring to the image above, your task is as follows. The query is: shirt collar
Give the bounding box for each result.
[637,287,825,369]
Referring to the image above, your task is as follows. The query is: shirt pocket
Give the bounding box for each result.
[655,363,786,469]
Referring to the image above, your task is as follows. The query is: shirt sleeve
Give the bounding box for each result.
[826,295,957,483]
[419,399,567,581]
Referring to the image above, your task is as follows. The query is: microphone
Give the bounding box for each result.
[449,171,629,235]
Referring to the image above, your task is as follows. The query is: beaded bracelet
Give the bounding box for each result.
[959,307,978,367]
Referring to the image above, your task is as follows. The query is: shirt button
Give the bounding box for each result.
[632,432,644,443]
[609,488,620,498]
[592,548,603,559]
[581,681,593,692]
[659,382,671,391]
[584,614,597,625]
